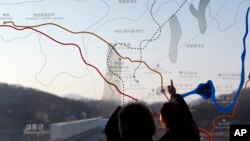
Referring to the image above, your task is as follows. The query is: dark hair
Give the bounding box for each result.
[160,102,183,129]
[118,102,156,138]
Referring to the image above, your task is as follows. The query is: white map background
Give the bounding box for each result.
[0,0,250,140]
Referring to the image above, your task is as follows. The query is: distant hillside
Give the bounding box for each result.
[150,87,250,130]
[191,87,250,129]
[64,93,86,100]
[1,82,249,140]
[0,83,99,141]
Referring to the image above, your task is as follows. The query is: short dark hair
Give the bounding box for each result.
[118,102,156,138]
[160,102,182,129]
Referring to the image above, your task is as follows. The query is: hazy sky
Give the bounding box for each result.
[0,0,249,103]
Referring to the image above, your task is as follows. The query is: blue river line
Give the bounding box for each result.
[181,6,250,113]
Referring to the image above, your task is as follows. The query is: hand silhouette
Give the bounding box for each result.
[167,79,176,96]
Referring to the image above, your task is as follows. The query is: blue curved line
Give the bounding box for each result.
[182,6,250,113]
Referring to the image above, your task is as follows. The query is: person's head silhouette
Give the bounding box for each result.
[118,102,156,140]
[160,102,182,130]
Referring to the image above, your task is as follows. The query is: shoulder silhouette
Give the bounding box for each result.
[105,102,156,141]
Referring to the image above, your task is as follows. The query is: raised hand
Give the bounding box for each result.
[168,79,176,96]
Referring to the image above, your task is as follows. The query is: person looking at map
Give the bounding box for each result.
[105,102,156,141]
[159,80,201,141]
[105,79,200,141]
